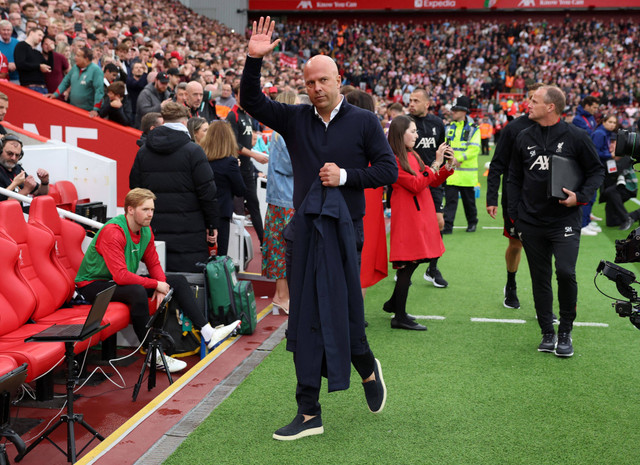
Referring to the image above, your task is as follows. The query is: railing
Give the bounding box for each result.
[0,186,104,230]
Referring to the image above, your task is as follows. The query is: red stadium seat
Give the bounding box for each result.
[52,180,90,212]
[0,355,18,377]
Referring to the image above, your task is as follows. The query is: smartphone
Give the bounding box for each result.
[74,22,82,32]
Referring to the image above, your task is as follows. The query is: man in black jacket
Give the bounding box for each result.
[409,87,449,288]
[241,17,397,441]
[508,85,603,358]
[129,102,219,272]
[486,83,542,310]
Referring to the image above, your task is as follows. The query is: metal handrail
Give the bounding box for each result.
[0,186,105,230]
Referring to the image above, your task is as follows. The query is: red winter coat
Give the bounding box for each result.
[389,154,453,263]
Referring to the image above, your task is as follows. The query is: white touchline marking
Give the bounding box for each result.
[413,315,446,320]
[631,198,640,206]
[482,226,503,230]
[573,322,609,327]
[469,318,608,327]
[471,318,527,324]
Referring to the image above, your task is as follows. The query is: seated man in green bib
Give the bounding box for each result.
[75,187,239,373]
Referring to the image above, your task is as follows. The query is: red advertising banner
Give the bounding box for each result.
[0,81,140,206]
[250,0,640,10]
[279,53,299,69]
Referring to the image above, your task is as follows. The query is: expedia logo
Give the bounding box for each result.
[297,0,313,8]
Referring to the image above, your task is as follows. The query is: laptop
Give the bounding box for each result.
[29,285,116,341]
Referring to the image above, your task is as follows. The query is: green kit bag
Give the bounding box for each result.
[233,280,257,335]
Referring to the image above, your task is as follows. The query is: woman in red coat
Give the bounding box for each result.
[385,115,456,330]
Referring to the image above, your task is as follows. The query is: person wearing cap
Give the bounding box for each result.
[134,70,170,129]
[442,95,481,233]
[48,45,104,117]
[166,67,181,98]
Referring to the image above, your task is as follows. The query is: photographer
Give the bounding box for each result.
[508,85,604,358]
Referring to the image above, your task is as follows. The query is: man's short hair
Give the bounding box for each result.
[411,88,429,100]
[140,112,162,134]
[124,188,156,212]
[27,26,44,36]
[0,20,11,29]
[115,42,130,53]
[581,96,599,108]
[79,46,93,61]
[161,101,189,123]
[527,82,544,93]
[107,81,125,98]
[388,102,404,114]
[0,92,8,103]
[543,86,566,116]
[103,63,119,74]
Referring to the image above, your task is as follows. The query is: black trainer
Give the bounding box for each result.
[391,316,426,331]
[555,332,574,357]
[538,333,557,352]
[424,268,448,288]
[503,286,520,309]
[362,358,387,413]
[273,414,324,441]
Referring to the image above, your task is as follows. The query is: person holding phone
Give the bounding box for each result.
[384,115,456,330]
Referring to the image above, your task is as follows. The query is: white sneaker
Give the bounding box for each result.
[581,226,597,236]
[588,221,602,232]
[207,320,241,350]
[149,350,187,373]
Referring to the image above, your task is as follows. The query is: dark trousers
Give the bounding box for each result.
[386,262,419,318]
[217,217,231,256]
[481,138,490,155]
[295,351,375,416]
[240,171,264,245]
[443,184,477,231]
[78,274,207,343]
[604,185,637,226]
[285,217,374,416]
[517,220,580,334]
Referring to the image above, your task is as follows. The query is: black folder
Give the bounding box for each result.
[548,155,584,200]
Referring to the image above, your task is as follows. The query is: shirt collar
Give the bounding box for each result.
[314,95,344,128]
[164,122,190,135]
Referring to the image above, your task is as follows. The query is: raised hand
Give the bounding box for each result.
[248,16,281,58]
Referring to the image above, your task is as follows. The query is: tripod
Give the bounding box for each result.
[15,338,104,463]
[132,290,175,401]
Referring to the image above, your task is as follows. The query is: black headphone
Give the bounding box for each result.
[0,134,24,160]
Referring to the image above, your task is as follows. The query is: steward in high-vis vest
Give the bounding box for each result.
[442,95,481,233]
[75,188,239,373]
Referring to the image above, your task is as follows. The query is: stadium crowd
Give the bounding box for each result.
[0,1,639,133]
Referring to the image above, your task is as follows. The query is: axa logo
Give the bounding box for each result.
[518,0,535,6]
[297,0,313,8]
[556,142,564,153]
[529,155,549,170]
[415,137,437,149]
[242,126,252,136]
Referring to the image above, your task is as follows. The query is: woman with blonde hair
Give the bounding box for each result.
[200,121,246,256]
[187,117,208,145]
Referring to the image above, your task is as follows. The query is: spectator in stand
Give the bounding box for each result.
[0,134,49,202]
[186,117,208,145]
[99,81,132,127]
[14,26,49,94]
[127,61,147,117]
[185,80,218,122]
[41,35,68,94]
[49,46,104,117]
[0,91,8,135]
[166,68,181,98]
[216,83,236,109]
[0,20,18,83]
[8,13,24,42]
[102,62,119,88]
[200,120,246,256]
[130,102,219,272]
[134,71,170,129]
[137,111,162,147]
[173,82,188,106]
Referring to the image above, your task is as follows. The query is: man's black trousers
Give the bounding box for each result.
[517,220,580,335]
[78,274,207,343]
[443,184,477,230]
[241,171,264,245]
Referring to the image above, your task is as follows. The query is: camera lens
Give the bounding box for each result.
[615,129,640,161]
